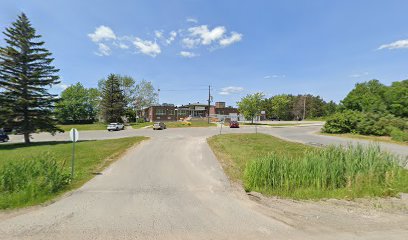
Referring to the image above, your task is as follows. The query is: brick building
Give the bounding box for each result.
[143,101,239,122]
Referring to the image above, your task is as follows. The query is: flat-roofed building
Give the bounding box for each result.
[143,101,239,122]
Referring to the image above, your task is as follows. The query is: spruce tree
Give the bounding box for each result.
[100,74,125,123]
[0,13,61,143]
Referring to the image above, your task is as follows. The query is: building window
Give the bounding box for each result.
[178,110,188,116]
[168,110,175,115]
[156,109,166,115]
[217,110,224,115]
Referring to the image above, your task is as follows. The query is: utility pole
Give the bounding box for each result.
[302,94,306,120]
[208,85,211,124]
[157,88,160,105]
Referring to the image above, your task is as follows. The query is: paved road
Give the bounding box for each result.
[1,128,303,240]
[1,126,407,239]
[7,125,408,158]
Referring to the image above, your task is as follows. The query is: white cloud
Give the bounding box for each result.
[166,31,177,45]
[219,86,244,95]
[264,74,285,79]
[133,38,161,57]
[182,37,201,49]
[378,39,408,50]
[188,25,226,45]
[186,17,198,23]
[88,25,116,42]
[179,51,198,58]
[95,43,111,56]
[219,32,242,46]
[117,42,129,49]
[55,83,68,90]
[155,30,163,39]
[349,72,369,78]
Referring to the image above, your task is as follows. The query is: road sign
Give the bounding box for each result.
[69,128,78,178]
[69,128,79,142]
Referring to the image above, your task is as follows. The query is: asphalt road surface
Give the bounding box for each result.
[7,124,408,158]
[1,125,407,239]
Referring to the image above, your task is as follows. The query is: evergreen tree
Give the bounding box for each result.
[99,74,125,123]
[0,13,61,143]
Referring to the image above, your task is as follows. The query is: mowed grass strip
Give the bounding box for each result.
[130,122,153,129]
[166,120,216,128]
[58,123,107,131]
[208,133,408,200]
[0,137,147,209]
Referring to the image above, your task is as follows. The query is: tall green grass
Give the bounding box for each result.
[244,144,408,199]
[0,153,70,209]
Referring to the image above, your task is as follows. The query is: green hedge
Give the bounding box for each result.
[322,111,408,142]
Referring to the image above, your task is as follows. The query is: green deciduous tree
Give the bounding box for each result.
[324,100,338,116]
[99,74,125,123]
[267,94,295,120]
[133,80,158,118]
[55,83,100,123]
[0,13,61,143]
[384,80,408,118]
[237,92,264,123]
[341,79,387,113]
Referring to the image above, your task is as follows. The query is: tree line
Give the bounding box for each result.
[323,79,408,142]
[0,13,157,143]
[237,92,337,123]
[56,75,157,124]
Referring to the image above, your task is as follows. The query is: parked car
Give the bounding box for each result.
[107,123,125,131]
[153,122,166,130]
[229,121,240,128]
[0,130,9,142]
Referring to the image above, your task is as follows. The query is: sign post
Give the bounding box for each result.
[69,128,79,178]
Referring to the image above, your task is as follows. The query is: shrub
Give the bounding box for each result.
[244,144,408,199]
[322,110,363,134]
[323,111,407,137]
[0,153,71,209]
[390,128,408,142]
[136,118,146,123]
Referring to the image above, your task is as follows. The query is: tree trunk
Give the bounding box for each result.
[24,133,30,144]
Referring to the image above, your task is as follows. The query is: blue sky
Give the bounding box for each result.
[1,1,408,106]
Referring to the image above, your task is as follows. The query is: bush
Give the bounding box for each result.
[390,128,408,142]
[322,110,363,134]
[323,111,407,136]
[0,153,71,209]
[244,144,408,199]
[136,118,146,123]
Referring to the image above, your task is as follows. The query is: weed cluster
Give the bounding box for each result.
[244,144,408,199]
[0,153,70,209]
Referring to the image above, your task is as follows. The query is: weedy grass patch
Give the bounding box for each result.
[0,137,147,209]
[208,133,408,200]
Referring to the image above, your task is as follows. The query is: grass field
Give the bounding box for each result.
[239,123,303,127]
[208,133,408,200]
[0,137,147,209]
[319,132,408,146]
[58,123,107,131]
[130,122,153,129]
[166,120,216,128]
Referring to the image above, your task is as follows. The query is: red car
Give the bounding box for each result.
[229,121,239,128]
